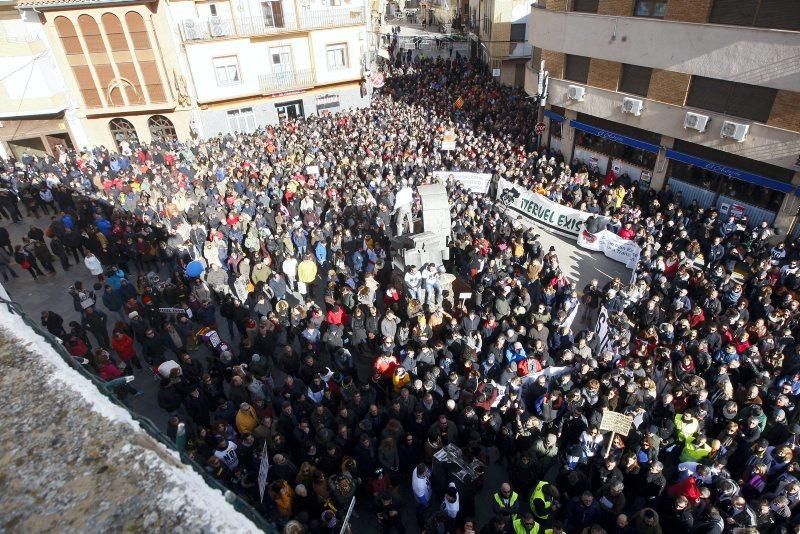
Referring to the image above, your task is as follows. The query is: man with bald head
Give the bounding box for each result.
[492,481,521,523]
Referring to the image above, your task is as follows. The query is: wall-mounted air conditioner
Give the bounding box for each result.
[720,120,749,142]
[567,85,585,101]
[622,97,643,116]
[684,112,709,132]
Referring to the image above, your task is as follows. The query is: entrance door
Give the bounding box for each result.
[275,99,304,122]
[270,46,292,86]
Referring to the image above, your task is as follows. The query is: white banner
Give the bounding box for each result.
[497,178,590,238]
[434,171,492,195]
[594,306,612,355]
[258,440,270,503]
[576,227,641,269]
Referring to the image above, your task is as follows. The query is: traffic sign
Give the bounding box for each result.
[535,122,546,134]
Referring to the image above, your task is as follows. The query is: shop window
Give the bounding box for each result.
[686,76,777,123]
[572,0,599,13]
[634,0,667,18]
[564,55,590,84]
[148,115,176,141]
[619,64,652,97]
[709,0,800,31]
[575,130,657,169]
[550,120,563,138]
[668,160,783,211]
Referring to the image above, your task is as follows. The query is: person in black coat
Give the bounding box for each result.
[184,385,212,427]
[141,328,167,365]
[41,310,67,339]
[0,226,12,254]
[50,236,71,270]
[157,378,183,414]
[82,306,109,348]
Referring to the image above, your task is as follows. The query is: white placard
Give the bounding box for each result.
[594,305,611,355]
[306,165,320,176]
[433,171,492,195]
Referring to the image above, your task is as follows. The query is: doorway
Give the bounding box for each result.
[275,99,304,122]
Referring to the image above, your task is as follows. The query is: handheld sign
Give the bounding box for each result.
[600,410,633,458]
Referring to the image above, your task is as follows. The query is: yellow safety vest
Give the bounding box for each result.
[530,481,552,520]
[494,491,519,513]
[513,517,541,534]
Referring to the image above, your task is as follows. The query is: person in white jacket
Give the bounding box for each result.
[282,256,298,292]
[84,252,104,281]
[411,463,432,528]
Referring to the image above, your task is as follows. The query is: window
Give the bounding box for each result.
[709,0,800,31]
[213,56,241,86]
[261,0,285,28]
[148,115,176,141]
[227,107,256,134]
[575,130,658,169]
[572,0,599,13]
[634,0,668,18]
[686,76,777,123]
[326,43,348,70]
[109,118,138,150]
[510,23,526,42]
[564,55,590,84]
[209,3,217,16]
[619,64,652,97]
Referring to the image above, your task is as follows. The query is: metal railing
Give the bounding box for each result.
[180,7,365,41]
[0,291,278,533]
[258,68,315,94]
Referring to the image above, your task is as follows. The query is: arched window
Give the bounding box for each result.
[109,118,138,150]
[148,115,176,141]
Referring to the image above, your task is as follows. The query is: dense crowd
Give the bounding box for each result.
[1,52,800,534]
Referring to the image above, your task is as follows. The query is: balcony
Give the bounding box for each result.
[180,7,365,41]
[507,41,532,58]
[259,68,315,94]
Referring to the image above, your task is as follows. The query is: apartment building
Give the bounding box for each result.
[526,0,800,233]
[171,0,369,136]
[0,0,87,158]
[466,0,531,87]
[13,0,193,151]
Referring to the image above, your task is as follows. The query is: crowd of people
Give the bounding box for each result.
[2,51,800,534]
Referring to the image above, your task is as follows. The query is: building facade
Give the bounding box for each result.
[526,0,800,233]
[15,0,193,151]
[466,0,531,87]
[0,0,88,158]
[170,0,369,136]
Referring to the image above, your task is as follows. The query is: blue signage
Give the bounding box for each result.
[665,149,794,194]
[543,110,564,122]
[569,120,661,154]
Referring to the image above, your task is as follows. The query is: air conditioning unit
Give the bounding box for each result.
[567,85,585,101]
[720,120,749,142]
[684,112,709,132]
[183,19,198,40]
[209,16,226,37]
[622,97,643,116]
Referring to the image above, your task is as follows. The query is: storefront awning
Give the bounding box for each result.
[570,120,660,154]
[543,110,564,122]
[665,149,795,194]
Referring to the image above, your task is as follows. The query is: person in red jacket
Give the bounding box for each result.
[617,223,635,240]
[111,330,142,375]
[326,303,348,326]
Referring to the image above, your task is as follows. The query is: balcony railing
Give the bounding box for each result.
[258,68,315,94]
[508,41,532,58]
[180,7,365,41]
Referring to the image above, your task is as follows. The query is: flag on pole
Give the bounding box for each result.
[454,96,464,109]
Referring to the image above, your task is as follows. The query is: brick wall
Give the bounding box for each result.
[597,0,634,16]
[664,0,713,23]
[544,0,567,11]
[587,59,621,91]
[542,49,565,79]
[768,90,800,132]
[647,69,691,106]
